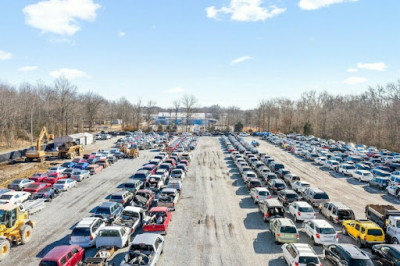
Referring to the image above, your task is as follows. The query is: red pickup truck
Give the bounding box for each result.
[43,173,66,185]
[142,207,171,235]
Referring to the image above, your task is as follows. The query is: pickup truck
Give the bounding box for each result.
[142,207,172,235]
[121,233,164,266]
[113,206,144,235]
[385,216,400,244]
[167,179,182,192]
[131,190,155,211]
[365,204,400,229]
[157,188,179,210]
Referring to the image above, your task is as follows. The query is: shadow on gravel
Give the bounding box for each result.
[381,194,400,204]
[362,185,383,194]
[236,186,248,196]
[329,172,346,178]
[268,258,286,266]
[346,178,364,185]
[239,197,257,209]
[229,168,239,174]
[231,178,242,186]
[36,235,70,258]
[244,212,268,230]
[253,231,282,254]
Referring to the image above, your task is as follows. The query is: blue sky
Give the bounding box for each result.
[0,0,399,109]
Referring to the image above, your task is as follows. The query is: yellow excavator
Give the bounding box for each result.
[25,127,54,162]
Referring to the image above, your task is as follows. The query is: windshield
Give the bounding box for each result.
[317,227,336,234]
[110,195,123,200]
[95,207,110,215]
[367,229,383,236]
[28,184,40,188]
[98,230,119,237]
[286,193,298,199]
[314,193,329,199]
[0,210,7,224]
[299,257,319,264]
[299,207,313,212]
[0,195,12,200]
[72,227,90,236]
[259,191,268,196]
[122,211,139,219]
[130,244,154,252]
[280,226,297,233]
[338,210,353,218]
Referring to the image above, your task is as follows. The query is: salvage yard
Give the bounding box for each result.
[4,135,399,265]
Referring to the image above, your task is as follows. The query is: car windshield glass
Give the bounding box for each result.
[40,261,59,266]
[349,259,374,266]
[280,226,297,233]
[314,193,329,199]
[299,207,313,212]
[72,227,91,236]
[269,208,284,215]
[95,207,110,215]
[122,211,139,219]
[367,229,383,236]
[0,210,7,224]
[299,257,319,264]
[259,191,268,196]
[275,183,285,188]
[98,230,119,237]
[0,195,12,200]
[111,195,123,200]
[286,193,298,199]
[130,244,154,252]
[338,210,352,218]
[317,227,335,234]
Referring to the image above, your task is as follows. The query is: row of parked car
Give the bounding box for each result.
[222,134,400,266]
[39,134,196,266]
[265,133,400,199]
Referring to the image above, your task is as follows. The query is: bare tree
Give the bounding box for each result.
[83,91,105,132]
[181,95,198,132]
[172,100,181,128]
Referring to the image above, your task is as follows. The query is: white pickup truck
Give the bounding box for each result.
[386,216,400,244]
[114,206,144,235]
[157,188,179,210]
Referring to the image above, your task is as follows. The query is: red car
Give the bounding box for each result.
[29,172,48,182]
[43,173,66,185]
[39,245,84,266]
[23,182,51,193]
[165,159,176,167]
[142,164,157,175]
[180,160,190,167]
[142,207,171,235]
[87,164,103,175]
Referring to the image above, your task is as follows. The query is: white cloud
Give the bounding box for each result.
[343,76,367,85]
[23,0,101,36]
[0,50,12,60]
[167,87,184,94]
[206,0,286,22]
[50,68,89,79]
[118,31,126,37]
[357,62,387,71]
[231,56,253,65]
[347,68,358,73]
[299,0,358,10]
[18,66,38,72]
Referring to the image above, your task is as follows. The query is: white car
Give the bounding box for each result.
[390,174,400,186]
[249,187,271,204]
[242,171,257,182]
[53,179,77,191]
[0,191,31,204]
[71,170,90,182]
[282,243,321,266]
[288,201,316,222]
[48,166,66,174]
[70,217,106,247]
[170,169,185,179]
[155,169,169,183]
[96,226,130,249]
[387,185,400,197]
[314,157,327,165]
[292,181,311,194]
[338,163,356,176]
[303,219,338,245]
[353,170,373,182]
[324,160,340,171]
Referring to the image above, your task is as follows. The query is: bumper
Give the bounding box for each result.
[69,240,95,248]
[362,240,385,247]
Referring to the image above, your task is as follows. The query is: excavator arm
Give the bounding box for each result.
[35,127,54,151]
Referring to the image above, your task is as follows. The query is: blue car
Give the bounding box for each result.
[61,162,76,168]
[369,177,390,190]
[74,162,90,170]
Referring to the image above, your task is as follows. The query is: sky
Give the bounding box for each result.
[0,0,399,109]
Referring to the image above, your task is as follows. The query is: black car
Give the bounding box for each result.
[372,244,400,266]
[277,189,299,206]
[33,187,61,201]
[324,244,373,266]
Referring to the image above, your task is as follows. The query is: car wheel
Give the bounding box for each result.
[20,225,33,244]
[356,238,363,248]
[0,240,10,261]
[342,227,347,235]
[393,237,399,244]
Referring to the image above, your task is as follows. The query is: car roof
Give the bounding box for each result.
[336,244,369,259]
[296,201,312,207]
[310,219,333,227]
[99,201,119,208]
[111,190,129,196]
[265,199,282,206]
[161,188,177,193]
[276,218,295,227]
[255,187,269,192]
[124,206,142,213]
[136,170,149,174]
[75,217,98,228]
[329,202,351,209]
[42,245,80,260]
[291,243,317,255]
[132,233,162,245]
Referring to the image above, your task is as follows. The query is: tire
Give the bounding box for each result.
[0,240,10,261]
[342,227,347,235]
[356,238,363,248]
[20,225,33,244]
[313,237,318,246]
[124,237,130,248]
[393,237,399,244]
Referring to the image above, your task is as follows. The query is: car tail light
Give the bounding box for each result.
[276,233,280,237]
[269,195,272,199]
[314,213,317,218]
[316,233,320,239]
[90,235,94,240]
[284,198,287,202]
[265,213,269,218]
[295,262,299,266]
[122,200,125,204]
[256,196,259,199]
[296,234,299,239]
[336,217,339,222]
[364,235,367,241]
[336,233,338,239]
[312,200,316,203]
[297,211,301,216]
[109,214,112,218]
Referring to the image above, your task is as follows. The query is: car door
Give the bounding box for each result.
[304,221,312,237]
[321,203,330,217]
[288,203,294,216]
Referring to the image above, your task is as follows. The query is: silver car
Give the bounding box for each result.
[121,233,164,266]
[7,179,33,190]
[70,217,105,248]
[71,170,90,182]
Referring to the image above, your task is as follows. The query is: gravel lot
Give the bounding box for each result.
[4,136,396,265]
